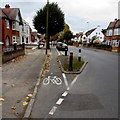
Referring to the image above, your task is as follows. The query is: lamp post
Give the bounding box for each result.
[46,0,49,55]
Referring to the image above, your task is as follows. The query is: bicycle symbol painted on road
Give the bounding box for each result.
[43,76,62,85]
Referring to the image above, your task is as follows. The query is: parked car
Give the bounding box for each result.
[56,42,68,51]
[38,41,45,48]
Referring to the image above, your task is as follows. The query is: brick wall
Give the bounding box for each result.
[2,44,25,63]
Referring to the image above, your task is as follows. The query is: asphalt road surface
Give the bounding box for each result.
[31,46,118,119]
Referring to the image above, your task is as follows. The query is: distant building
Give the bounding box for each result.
[73,33,81,42]
[31,32,41,43]
[104,19,120,52]
[0,4,23,46]
[82,26,104,44]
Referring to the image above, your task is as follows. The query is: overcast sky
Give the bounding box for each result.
[1,0,119,34]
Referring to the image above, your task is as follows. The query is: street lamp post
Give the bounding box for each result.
[46,0,49,55]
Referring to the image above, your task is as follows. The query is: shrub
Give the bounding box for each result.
[67,41,74,45]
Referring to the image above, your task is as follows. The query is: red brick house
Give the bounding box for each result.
[0,4,23,46]
[104,19,120,52]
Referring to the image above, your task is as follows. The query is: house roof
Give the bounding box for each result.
[115,19,120,28]
[107,22,116,29]
[0,8,8,18]
[1,4,23,24]
[2,8,19,20]
[85,28,96,36]
[31,32,38,36]
[102,29,107,34]
[107,19,120,29]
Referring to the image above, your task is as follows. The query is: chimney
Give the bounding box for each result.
[114,18,117,22]
[5,4,10,8]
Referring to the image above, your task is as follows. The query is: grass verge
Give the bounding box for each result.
[58,56,84,72]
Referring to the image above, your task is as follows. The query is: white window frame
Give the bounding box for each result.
[6,20,10,29]
[106,29,113,36]
[12,36,16,44]
[12,21,16,30]
[114,28,120,35]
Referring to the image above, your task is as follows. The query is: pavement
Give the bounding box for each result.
[2,48,46,118]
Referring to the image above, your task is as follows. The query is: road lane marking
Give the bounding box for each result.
[62,73,69,90]
[56,98,64,105]
[70,74,79,89]
[62,91,68,97]
[49,106,57,115]
[60,51,64,55]
[56,49,60,56]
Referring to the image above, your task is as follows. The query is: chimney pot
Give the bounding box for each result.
[5,4,10,8]
[114,18,117,21]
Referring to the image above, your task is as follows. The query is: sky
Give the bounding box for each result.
[0,0,119,34]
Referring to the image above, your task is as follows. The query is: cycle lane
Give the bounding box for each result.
[30,47,68,118]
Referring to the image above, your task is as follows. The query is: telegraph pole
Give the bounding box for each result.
[46,0,49,55]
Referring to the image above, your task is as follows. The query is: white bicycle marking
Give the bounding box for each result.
[43,76,62,85]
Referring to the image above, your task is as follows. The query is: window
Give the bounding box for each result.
[26,37,28,43]
[26,26,29,34]
[6,36,10,46]
[12,21,16,30]
[112,40,119,47]
[22,25,24,32]
[100,37,102,39]
[106,29,113,36]
[6,20,10,29]
[83,37,86,39]
[12,36,16,43]
[114,28,120,35]
[22,37,24,43]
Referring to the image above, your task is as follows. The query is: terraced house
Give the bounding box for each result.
[104,19,120,52]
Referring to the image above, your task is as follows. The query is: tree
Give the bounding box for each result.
[33,3,65,48]
[63,30,73,43]
[91,35,98,43]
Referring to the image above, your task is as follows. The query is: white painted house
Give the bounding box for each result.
[82,26,104,43]
[19,19,31,44]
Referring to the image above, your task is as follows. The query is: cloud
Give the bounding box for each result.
[1,0,119,33]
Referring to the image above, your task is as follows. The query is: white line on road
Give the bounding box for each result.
[62,73,69,90]
[60,51,64,55]
[56,98,64,105]
[70,74,79,89]
[32,46,38,50]
[62,91,68,97]
[56,49,60,56]
[49,106,57,115]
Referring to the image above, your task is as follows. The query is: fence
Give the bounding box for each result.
[1,43,25,63]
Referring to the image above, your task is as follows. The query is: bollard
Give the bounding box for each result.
[79,49,81,53]
[14,43,17,51]
[69,52,73,71]
[22,43,25,50]
[78,49,81,62]
[78,54,81,62]
[65,49,67,56]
